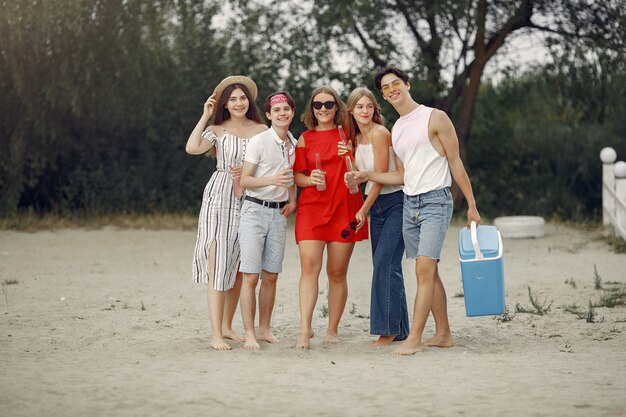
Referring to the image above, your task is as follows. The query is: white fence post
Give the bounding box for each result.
[600,147,617,226]
[615,161,626,241]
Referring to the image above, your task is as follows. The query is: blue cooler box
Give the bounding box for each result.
[458,222,505,316]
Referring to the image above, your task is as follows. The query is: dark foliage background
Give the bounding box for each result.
[1,0,624,220]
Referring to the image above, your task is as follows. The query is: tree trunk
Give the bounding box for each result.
[450,60,486,209]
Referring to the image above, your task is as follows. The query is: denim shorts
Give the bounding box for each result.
[238,200,288,274]
[402,188,453,260]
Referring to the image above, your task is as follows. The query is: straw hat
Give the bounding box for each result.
[212,75,258,103]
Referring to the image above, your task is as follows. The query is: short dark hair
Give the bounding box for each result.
[264,91,296,114]
[374,67,410,91]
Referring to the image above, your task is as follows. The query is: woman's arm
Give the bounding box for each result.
[355,126,391,229]
[293,135,326,188]
[186,95,217,155]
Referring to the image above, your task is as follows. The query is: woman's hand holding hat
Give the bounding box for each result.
[203,94,217,118]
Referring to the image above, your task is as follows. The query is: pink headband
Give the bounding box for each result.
[269,94,289,107]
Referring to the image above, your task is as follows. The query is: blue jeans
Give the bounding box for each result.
[369,190,409,340]
[403,188,453,260]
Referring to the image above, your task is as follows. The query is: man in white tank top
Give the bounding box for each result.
[353,67,481,355]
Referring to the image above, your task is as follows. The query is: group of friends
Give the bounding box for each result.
[185,67,481,356]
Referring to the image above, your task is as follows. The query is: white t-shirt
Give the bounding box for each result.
[244,126,296,202]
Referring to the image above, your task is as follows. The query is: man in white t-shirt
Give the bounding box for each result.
[238,91,297,350]
[354,67,481,355]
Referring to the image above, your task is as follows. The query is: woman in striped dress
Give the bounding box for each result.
[186,76,267,351]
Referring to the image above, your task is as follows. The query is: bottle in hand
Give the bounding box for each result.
[231,157,243,197]
[345,156,359,195]
[282,157,294,187]
[315,152,326,191]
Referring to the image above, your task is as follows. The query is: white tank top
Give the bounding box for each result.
[392,105,451,196]
[354,144,403,195]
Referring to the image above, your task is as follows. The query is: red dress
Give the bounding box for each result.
[294,127,368,243]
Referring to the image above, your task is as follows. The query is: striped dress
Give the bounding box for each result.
[192,128,247,290]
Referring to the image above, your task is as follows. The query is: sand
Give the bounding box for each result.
[1,222,625,417]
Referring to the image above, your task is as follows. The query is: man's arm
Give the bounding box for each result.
[432,110,481,226]
[280,184,297,217]
[239,161,291,189]
[353,155,404,186]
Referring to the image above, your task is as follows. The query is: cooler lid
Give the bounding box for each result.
[458,225,500,260]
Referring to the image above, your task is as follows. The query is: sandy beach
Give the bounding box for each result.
[1,221,625,417]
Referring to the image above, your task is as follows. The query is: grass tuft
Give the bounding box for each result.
[564,278,577,289]
[594,290,626,308]
[495,306,515,322]
[584,300,598,323]
[606,233,626,253]
[515,286,552,315]
[593,264,603,290]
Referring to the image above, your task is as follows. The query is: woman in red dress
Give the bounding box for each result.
[293,86,368,349]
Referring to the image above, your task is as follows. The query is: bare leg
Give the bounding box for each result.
[296,240,325,349]
[392,256,438,355]
[207,283,231,350]
[222,271,243,341]
[425,266,454,347]
[206,242,231,351]
[324,241,355,345]
[240,273,260,350]
[258,271,279,343]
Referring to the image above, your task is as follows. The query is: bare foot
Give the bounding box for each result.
[323,333,339,345]
[372,335,395,346]
[296,329,314,349]
[391,339,423,356]
[257,331,279,344]
[209,338,232,351]
[222,328,243,342]
[425,333,454,348]
[243,337,260,350]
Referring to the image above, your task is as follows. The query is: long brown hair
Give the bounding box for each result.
[212,83,263,125]
[301,86,346,131]
[344,87,385,150]
[205,83,263,157]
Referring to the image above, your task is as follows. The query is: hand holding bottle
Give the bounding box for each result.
[337,125,353,157]
[230,157,243,197]
[345,156,359,195]
[314,152,326,191]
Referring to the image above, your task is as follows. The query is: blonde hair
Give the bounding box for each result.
[301,86,347,131]
[344,87,385,149]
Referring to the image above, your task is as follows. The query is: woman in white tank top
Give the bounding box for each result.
[344,87,409,346]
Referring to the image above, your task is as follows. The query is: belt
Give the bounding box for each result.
[244,196,287,209]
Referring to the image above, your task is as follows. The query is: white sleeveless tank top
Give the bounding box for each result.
[354,144,403,195]
[392,105,451,196]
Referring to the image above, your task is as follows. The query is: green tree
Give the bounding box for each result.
[469,51,626,219]
[0,0,225,214]
[302,0,625,204]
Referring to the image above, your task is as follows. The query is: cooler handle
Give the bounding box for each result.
[470,221,484,260]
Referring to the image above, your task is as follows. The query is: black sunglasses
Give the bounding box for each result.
[341,220,359,239]
[312,101,336,110]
